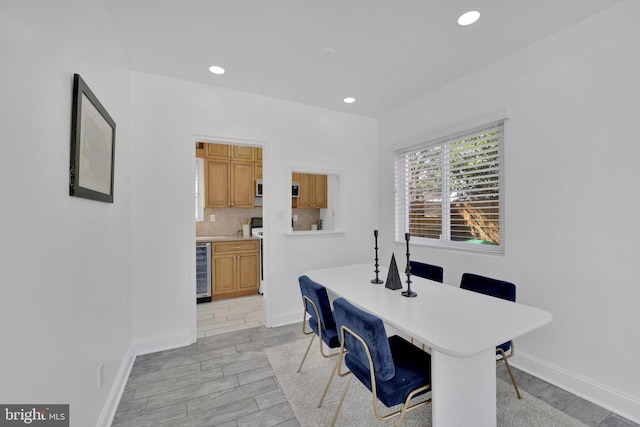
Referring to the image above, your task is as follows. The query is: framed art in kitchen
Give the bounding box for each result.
[69,73,116,203]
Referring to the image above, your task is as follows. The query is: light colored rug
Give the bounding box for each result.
[265,339,587,427]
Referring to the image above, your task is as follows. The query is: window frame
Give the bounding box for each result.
[394,111,508,255]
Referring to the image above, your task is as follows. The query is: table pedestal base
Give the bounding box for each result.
[431,348,496,427]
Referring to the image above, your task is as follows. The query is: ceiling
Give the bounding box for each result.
[106,0,620,118]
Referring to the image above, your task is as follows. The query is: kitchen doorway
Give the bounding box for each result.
[192,134,269,338]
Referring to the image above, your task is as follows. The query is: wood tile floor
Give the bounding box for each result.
[113,295,639,427]
[196,295,266,339]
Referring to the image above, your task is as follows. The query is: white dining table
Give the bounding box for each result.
[304,263,553,427]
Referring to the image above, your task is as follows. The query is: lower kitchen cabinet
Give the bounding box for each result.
[211,239,260,299]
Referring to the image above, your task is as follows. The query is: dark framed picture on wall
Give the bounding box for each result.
[69,73,116,203]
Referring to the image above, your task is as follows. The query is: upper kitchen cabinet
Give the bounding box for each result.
[206,159,254,208]
[229,161,254,207]
[196,142,205,158]
[205,143,255,161]
[206,159,230,207]
[295,173,327,208]
[199,142,262,208]
[255,147,262,179]
[289,170,342,233]
[232,145,255,161]
[205,143,229,159]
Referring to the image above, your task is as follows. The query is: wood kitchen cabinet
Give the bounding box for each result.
[205,143,255,161]
[202,143,260,208]
[232,145,255,161]
[196,142,205,158]
[205,143,229,159]
[296,173,327,208]
[211,239,260,299]
[255,147,262,179]
[205,159,254,208]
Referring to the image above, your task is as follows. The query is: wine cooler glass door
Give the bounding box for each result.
[196,242,211,301]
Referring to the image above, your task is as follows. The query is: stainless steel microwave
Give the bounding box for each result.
[255,180,300,197]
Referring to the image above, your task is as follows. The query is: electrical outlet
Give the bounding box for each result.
[210,214,215,222]
[293,215,298,222]
[98,362,104,390]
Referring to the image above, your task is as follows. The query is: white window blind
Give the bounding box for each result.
[395,122,504,254]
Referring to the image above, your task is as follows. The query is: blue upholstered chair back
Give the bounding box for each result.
[298,275,336,332]
[460,273,516,353]
[333,297,395,382]
[409,261,444,283]
[460,273,515,302]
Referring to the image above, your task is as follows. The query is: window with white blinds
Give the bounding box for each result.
[394,121,504,254]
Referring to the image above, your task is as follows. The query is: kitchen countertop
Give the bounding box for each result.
[196,235,259,243]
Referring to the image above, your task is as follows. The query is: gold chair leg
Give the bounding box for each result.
[297,334,315,373]
[396,408,408,427]
[396,396,413,427]
[330,374,352,427]
[318,354,341,408]
[394,385,431,426]
[501,353,521,399]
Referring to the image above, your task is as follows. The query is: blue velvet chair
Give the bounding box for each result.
[409,260,443,283]
[297,275,340,373]
[321,297,432,427]
[460,272,522,399]
[407,261,444,349]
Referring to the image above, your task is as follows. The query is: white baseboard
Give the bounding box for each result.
[514,350,640,424]
[96,331,195,426]
[133,330,195,356]
[96,345,135,427]
[268,309,300,328]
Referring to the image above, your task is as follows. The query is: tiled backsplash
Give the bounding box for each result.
[196,207,263,236]
[292,208,321,231]
[196,207,321,235]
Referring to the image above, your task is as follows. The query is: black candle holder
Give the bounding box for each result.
[401,232,417,297]
[371,229,383,284]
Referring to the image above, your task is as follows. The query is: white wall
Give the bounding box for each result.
[378,1,640,422]
[129,73,378,350]
[7,0,635,424]
[0,0,134,426]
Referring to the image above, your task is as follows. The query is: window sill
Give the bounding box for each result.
[395,238,504,256]
[285,229,346,236]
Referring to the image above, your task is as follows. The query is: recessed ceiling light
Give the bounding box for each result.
[343,97,356,104]
[208,65,225,75]
[321,48,336,57]
[458,10,480,26]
